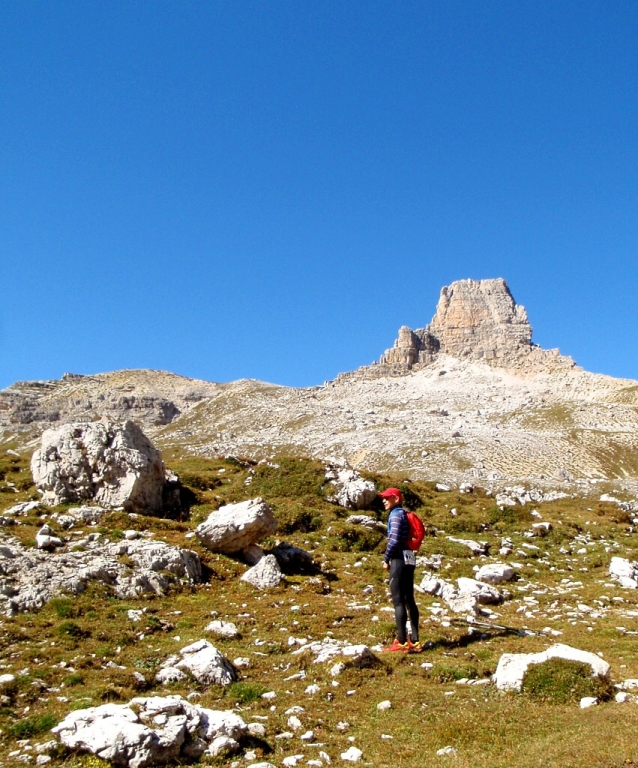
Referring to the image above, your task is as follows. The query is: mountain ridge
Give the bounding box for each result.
[2,279,638,491]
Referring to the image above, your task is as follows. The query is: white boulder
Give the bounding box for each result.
[475,564,515,584]
[160,640,237,686]
[325,466,376,510]
[204,620,239,639]
[31,421,166,514]
[195,498,277,554]
[493,644,610,692]
[35,525,63,551]
[609,557,638,589]
[241,554,283,590]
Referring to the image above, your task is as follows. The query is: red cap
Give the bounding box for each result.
[379,487,402,502]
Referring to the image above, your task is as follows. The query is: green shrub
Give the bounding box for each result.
[250,457,326,499]
[63,672,85,686]
[6,712,56,739]
[329,523,385,552]
[521,658,612,704]
[57,620,89,638]
[50,597,75,618]
[226,681,267,704]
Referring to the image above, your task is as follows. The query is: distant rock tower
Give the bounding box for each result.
[378,278,573,373]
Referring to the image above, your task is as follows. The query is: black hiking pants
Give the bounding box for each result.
[389,556,419,644]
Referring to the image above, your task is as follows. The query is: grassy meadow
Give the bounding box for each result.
[1,443,638,767]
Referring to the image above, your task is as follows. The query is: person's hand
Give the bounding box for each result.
[382,561,389,571]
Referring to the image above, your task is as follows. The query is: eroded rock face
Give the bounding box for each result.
[31,421,166,514]
[0,534,202,614]
[195,498,277,554]
[380,278,575,372]
[493,644,610,692]
[52,695,247,767]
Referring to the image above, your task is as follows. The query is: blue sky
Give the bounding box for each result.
[1,1,637,389]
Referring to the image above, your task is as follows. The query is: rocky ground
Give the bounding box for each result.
[1,446,638,767]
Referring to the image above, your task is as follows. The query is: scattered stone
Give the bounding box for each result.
[204,621,239,639]
[420,576,502,614]
[475,564,515,584]
[580,697,598,709]
[377,700,391,711]
[195,498,277,554]
[493,644,611,692]
[345,515,385,531]
[325,466,376,510]
[435,484,451,492]
[447,537,488,556]
[292,637,376,669]
[241,555,283,590]
[417,554,443,571]
[340,746,363,762]
[436,746,457,756]
[31,420,167,514]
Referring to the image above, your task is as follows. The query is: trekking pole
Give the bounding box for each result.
[449,616,539,637]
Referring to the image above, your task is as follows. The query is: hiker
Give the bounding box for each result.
[380,487,421,652]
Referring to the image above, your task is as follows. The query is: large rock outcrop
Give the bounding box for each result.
[31,420,166,514]
[195,498,277,554]
[379,278,575,372]
[0,533,202,614]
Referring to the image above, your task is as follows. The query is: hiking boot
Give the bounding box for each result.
[383,639,410,653]
[408,640,423,653]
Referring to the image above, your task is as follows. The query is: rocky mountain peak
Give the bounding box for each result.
[379,278,572,373]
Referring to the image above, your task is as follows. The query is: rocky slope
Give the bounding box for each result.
[2,279,638,489]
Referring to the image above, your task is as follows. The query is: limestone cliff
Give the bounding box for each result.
[379,278,576,374]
